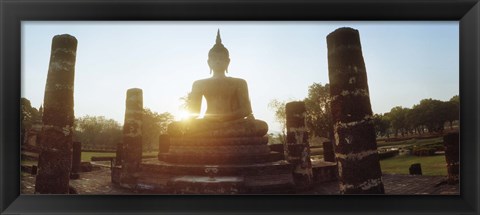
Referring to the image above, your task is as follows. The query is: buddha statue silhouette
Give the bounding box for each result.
[132,30,292,191]
[168,30,268,138]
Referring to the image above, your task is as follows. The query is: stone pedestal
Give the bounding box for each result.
[115,117,295,193]
[159,135,279,165]
[285,101,313,189]
[121,88,143,187]
[443,132,459,184]
[35,34,77,194]
[327,27,384,194]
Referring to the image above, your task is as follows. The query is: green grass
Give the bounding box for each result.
[377,136,447,175]
[380,154,447,176]
[81,151,158,161]
[80,152,116,161]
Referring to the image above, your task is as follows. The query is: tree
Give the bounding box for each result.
[74,116,122,150]
[445,95,459,129]
[268,99,287,144]
[269,83,332,142]
[179,92,191,111]
[408,104,425,135]
[412,99,449,133]
[267,132,285,145]
[372,114,390,138]
[20,98,41,144]
[142,109,174,152]
[387,106,410,137]
[449,95,459,105]
[304,83,332,139]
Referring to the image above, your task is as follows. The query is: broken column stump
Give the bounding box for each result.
[120,88,144,187]
[323,141,336,162]
[409,163,422,175]
[70,141,81,179]
[327,27,385,194]
[443,132,459,184]
[35,34,77,194]
[158,134,170,153]
[285,101,313,190]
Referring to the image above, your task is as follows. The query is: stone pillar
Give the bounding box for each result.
[443,132,459,184]
[121,88,143,185]
[35,34,77,194]
[115,142,123,166]
[285,101,313,189]
[322,141,336,162]
[327,27,384,194]
[70,141,81,179]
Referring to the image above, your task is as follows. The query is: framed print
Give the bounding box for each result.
[1,0,479,214]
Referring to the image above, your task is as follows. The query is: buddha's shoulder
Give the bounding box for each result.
[192,78,210,86]
[226,77,248,85]
[194,77,247,85]
[226,77,246,81]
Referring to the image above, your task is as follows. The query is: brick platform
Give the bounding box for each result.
[21,165,459,195]
[113,159,295,194]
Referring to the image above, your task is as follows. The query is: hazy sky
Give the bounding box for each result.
[22,21,459,133]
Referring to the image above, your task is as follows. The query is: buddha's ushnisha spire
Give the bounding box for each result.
[208,29,230,73]
[208,29,229,58]
[216,29,222,44]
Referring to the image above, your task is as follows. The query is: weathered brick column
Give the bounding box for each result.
[285,101,313,189]
[443,132,459,184]
[115,142,123,166]
[35,34,77,194]
[327,27,384,194]
[70,141,81,179]
[121,88,143,186]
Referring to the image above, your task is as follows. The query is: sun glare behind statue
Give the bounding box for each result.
[176,110,192,121]
[175,110,205,121]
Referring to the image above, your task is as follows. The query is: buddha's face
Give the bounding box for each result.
[208,56,230,73]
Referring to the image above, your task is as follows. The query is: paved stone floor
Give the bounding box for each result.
[21,164,459,195]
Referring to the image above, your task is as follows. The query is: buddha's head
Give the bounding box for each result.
[208,30,230,74]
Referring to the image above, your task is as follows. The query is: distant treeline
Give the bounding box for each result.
[373,95,459,138]
[269,83,459,142]
[21,97,174,152]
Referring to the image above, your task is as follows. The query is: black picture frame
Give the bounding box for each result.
[1,0,479,214]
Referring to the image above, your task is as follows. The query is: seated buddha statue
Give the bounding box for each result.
[167,30,268,138]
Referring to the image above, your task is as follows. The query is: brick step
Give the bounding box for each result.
[157,151,284,165]
[141,159,292,176]
[168,144,271,155]
[133,173,295,194]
